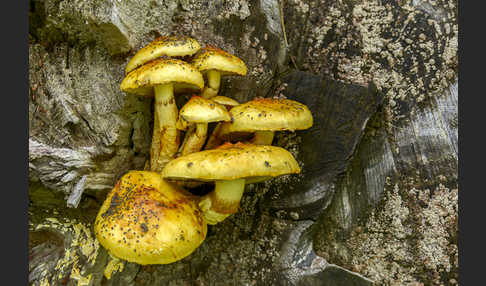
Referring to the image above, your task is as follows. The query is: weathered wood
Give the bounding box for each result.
[262,71,383,222]
[314,81,458,285]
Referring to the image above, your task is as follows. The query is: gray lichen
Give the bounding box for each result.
[330,182,458,285]
[283,0,457,125]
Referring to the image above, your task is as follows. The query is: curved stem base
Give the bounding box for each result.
[178,123,208,156]
[198,179,245,225]
[250,130,275,145]
[201,70,221,99]
[204,123,224,150]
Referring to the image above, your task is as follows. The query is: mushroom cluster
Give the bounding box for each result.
[94,35,313,266]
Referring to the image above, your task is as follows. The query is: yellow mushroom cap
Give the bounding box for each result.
[125,36,201,74]
[219,98,313,135]
[120,58,204,97]
[176,96,231,130]
[94,171,207,265]
[161,142,301,182]
[192,46,247,76]
[210,95,240,107]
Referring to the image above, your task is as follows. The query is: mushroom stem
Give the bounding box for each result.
[207,70,221,91]
[150,83,179,172]
[201,70,221,99]
[250,131,275,145]
[198,178,246,225]
[149,110,161,170]
[204,123,224,150]
[179,123,208,156]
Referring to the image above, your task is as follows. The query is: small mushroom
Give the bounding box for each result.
[121,58,204,171]
[94,171,207,265]
[176,96,231,156]
[125,36,201,74]
[191,46,247,99]
[217,98,313,145]
[210,95,241,110]
[161,142,301,225]
[121,36,203,171]
[204,96,241,150]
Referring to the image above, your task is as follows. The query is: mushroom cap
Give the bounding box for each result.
[161,142,301,182]
[125,36,201,74]
[120,58,204,97]
[94,171,207,265]
[177,96,231,130]
[210,95,240,107]
[219,98,313,134]
[192,46,247,76]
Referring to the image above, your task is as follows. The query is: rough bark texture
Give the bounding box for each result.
[29,0,458,285]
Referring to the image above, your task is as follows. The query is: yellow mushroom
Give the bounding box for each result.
[94,171,207,265]
[192,46,247,99]
[217,98,313,145]
[176,95,231,156]
[121,59,204,171]
[210,95,241,110]
[125,36,201,74]
[161,142,301,225]
[204,96,241,150]
[121,36,203,171]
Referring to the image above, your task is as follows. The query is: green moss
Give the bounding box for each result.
[29,181,66,208]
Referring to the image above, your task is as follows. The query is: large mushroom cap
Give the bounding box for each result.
[94,171,207,265]
[125,36,201,74]
[120,58,204,96]
[220,98,313,134]
[177,96,231,130]
[161,142,301,182]
[192,46,247,76]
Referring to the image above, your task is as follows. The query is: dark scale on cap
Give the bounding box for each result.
[140,223,148,233]
[101,192,121,219]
